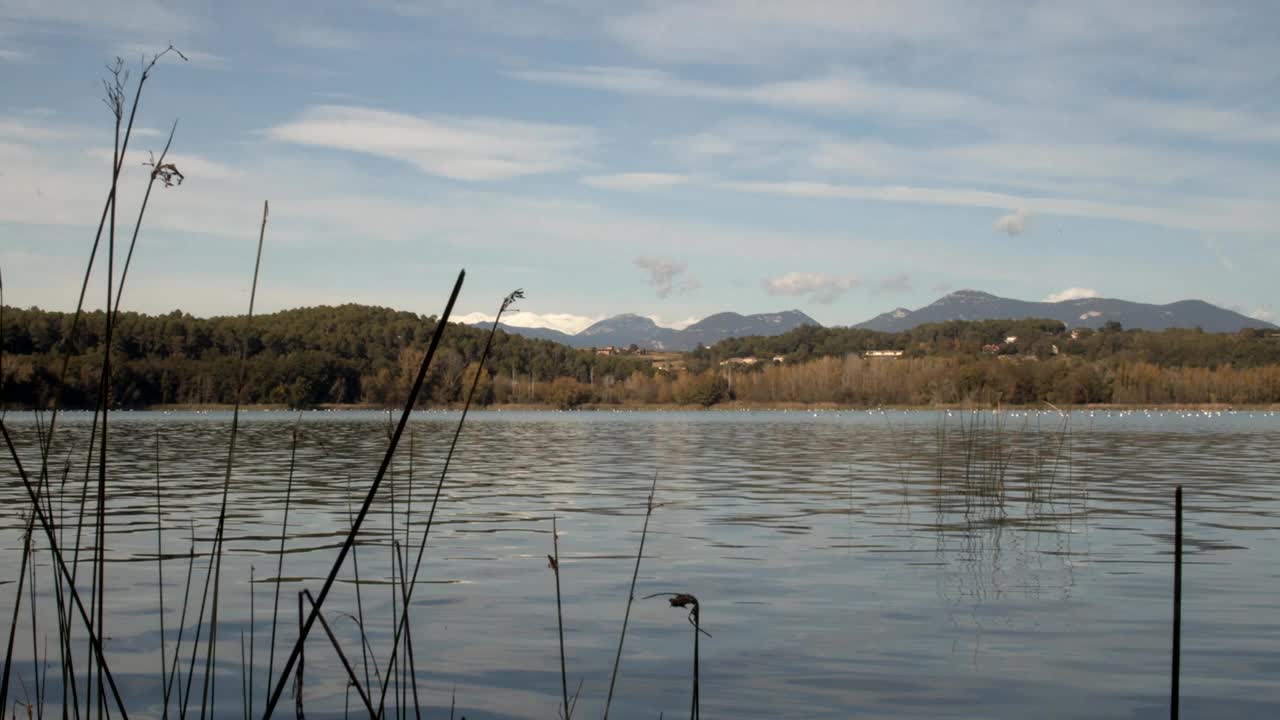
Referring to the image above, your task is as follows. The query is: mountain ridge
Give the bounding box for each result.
[479,309,820,350]
[854,290,1276,333]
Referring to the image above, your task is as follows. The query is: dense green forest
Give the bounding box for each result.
[0,304,649,408]
[700,319,1280,369]
[3,305,1279,409]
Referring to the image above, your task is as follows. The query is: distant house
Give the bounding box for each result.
[1070,329,1083,340]
[1004,335,1018,344]
[595,346,619,356]
[863,350,904,359]
[772,355,786,364]
[719,356,760,367]
[982,343,1001,354]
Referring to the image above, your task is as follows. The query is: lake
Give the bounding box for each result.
[2,409,1279,719]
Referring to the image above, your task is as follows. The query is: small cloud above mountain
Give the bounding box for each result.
[634,256,701,298]
[995,209,1031,236]
[763,271,859,304]
[1045,287,1099,303]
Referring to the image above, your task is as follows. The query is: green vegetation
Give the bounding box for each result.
[705,319,1280,368]
[0,304,649,408]
[4,306,1280,409]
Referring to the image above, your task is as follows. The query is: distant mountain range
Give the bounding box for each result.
[483,291,1274,349]
[481,310,819,351]
[855,290,1276,333]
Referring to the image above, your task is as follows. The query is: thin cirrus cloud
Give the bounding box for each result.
[633,256,700,298]
[267,105,596,181]
[509,65,994,125]
[720,179,1277,236]
[763,271,859,304]
[581,172,690,191]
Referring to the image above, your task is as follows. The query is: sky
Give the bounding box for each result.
[1,1,1277,333]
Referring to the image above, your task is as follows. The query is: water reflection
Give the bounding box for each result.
[0,409,1277,719]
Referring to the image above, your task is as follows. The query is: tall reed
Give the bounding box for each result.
[603,473,658,720]
[261,270,466,720]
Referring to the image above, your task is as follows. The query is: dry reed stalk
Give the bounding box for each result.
[373,289,522,718]
[261,270,466,720]
[602,473,658,720]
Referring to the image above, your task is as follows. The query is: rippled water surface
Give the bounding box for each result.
[2,409,1279,719]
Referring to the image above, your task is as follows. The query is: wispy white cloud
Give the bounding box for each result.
[0,0,194,37]
[1250,307,1274,323]
[273,25,362,51]
[720,179,1278,235]
[763,271,859,304]
[1045,287,1099,303]
[634,256,700,298]
[604,0,971,64]
[511,65,996,125]
[581,172,690,191]
[267,105,596,181]
[995,209,1031,236]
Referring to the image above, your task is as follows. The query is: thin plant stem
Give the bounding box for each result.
[374,290,521,716]
[0,421,130,719]
[299,592,375,720]
[0,515,35,720]
[199,200,268,720]
[343,476,373,696]
[550,516,569,720]
[266,417,302,704]
[163,521,197,717]
[156,429,168,720]
[602,473,658,720]
[391,542,420,720]
[262,270,466,720]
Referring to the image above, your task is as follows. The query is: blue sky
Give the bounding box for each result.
[2,1,1277,332]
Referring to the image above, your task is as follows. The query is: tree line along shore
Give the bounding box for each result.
[4,304,1280,410]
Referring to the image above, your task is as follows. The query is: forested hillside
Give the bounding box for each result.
[3,306,1279,409]
[701,320,1280,368]
[0,304,649,408]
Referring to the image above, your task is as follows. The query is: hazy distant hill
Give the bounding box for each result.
[485,309,820,350]
[856,290,1276,333]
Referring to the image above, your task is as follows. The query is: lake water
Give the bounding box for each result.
[2,409,1278,719]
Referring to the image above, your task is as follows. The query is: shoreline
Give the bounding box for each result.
[26,401,1280,413]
